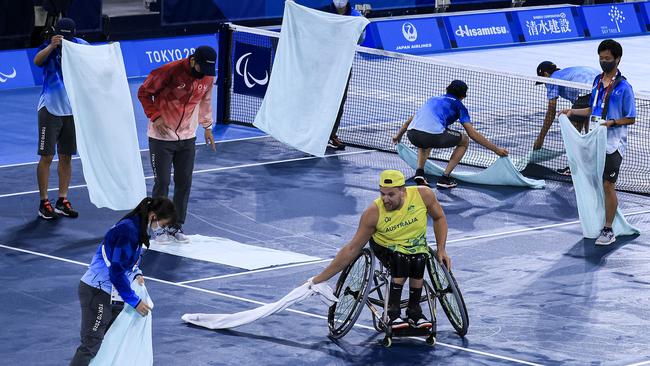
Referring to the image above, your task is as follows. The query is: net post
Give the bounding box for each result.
[215,22,233,126]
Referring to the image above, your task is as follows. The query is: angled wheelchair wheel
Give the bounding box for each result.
[328,248,375,339]
[427,248,469,336]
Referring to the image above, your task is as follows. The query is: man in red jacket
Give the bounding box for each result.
[137,46,217,243]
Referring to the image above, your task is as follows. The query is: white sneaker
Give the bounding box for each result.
[595,228,616,246]
[153,231,174,244]
[169,227,190,243]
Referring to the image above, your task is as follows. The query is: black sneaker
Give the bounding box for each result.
[55,198,79,218]
[557,167,572,176]
[436,174,457,189]
[39,200,60,220]
[327,135,346,150]
[413,175,429,186]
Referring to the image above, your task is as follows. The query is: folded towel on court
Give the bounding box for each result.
[61,40,146,210]
[559,115,639,238]
[397,143,545,189]
[181,280,337,329]
[90,283,153,366]
[253,1,369,157]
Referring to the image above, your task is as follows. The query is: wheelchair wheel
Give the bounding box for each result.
[328,248,374,339]
[427,249,469,336]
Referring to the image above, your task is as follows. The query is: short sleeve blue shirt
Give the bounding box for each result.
[408,94,471,135]
[589,72,636,156]
[37,37,90,116]
[546,66,599,103]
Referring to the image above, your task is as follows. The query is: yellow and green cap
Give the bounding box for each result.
[379,170,405,187]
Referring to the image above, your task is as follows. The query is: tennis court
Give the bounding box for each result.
[1,26,650,366]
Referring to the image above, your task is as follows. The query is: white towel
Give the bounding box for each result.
[253,1,369,157]
[559,115,639,238]
[90,283,154,366]
[181,280,337,330]
[61,41,146,210]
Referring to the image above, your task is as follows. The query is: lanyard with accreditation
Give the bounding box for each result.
[589,73,626,127]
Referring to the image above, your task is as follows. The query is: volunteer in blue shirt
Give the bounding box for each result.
[33,18,89,220]
[392,80,508,189]
[324,0,364,150]
[69,197,176,366]
[560,39,636,246]
[534,62,600,175]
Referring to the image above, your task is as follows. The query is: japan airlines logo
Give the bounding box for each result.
[0,68,17,83]
[236,52,269,88]
[402,22,418,42]
[608,6,626,33]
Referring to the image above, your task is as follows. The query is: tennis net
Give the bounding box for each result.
[216,24,650,195]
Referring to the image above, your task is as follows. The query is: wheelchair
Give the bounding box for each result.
[327,246,468,347]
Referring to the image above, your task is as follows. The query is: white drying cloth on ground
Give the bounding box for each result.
[253,1,369,157]
[397,143,545,189]
[90,283,153,366]
[558,115,639,238]
[62,40,146,210]
[181,281,337,329]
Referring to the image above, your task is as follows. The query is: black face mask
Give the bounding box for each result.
[600,60,617,73]
[190,67,205,79]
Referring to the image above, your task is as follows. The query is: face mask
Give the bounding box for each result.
[333,0,348,8]
[600,60,617,73]
[148,217,165,237]
[190,66,205,79]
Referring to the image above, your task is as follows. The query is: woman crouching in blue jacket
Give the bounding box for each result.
[70,197,176,366]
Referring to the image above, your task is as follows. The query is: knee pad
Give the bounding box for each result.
[408,253,427,279]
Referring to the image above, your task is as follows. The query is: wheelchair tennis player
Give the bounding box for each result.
[312,170,450,329]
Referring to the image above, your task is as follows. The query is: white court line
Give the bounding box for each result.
[0,242,542,366]
[0,149,375,199]
[177,258,333,285]
[626,361,650,366]
[177,208,650,284]
[0,135,269,169]
[444,208,650,245]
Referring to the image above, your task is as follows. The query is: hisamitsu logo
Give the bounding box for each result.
[455,24,508,38]
[233,43,272,98]
[0,68,17,83]
[402,22,418,42]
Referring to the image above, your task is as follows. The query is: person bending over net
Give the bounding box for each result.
[392,80,508,189]
[534,61,599,176]
[312,170,449,328]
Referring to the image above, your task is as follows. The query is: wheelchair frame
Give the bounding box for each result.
[327,246,468,347]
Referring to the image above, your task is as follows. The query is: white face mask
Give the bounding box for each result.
[333,0,348,9]
[148,217,165,237]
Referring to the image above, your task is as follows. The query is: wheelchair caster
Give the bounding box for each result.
[381,336,392,348]
[426,335,436,346]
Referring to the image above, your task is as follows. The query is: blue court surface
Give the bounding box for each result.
[1,81,650,366]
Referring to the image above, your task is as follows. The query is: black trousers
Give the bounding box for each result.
[330,72,352,138]
[149,137,196,225]
[69,282,122,366]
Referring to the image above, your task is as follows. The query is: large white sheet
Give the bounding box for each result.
[559,115,639,238]
[253,1,369,157]
[150,234,320,270]
[61,41,146,210]
[182,280,337,329]
[90,283,153,366]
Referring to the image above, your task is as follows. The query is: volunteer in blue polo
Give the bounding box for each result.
[33,18,89,220]
[392,80,508,189]
[560,39,636,246]
[534,61,599,175]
